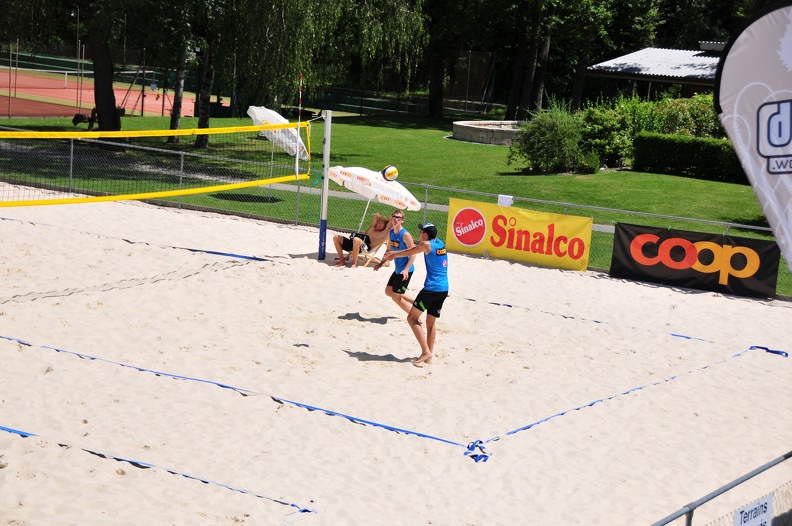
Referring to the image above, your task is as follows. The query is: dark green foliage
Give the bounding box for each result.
[579,101,636,168]
[510,93,743,182]
[508,98,586,173]
[655,94,727,139]
[633,132,747,184]
[580,149,601,174]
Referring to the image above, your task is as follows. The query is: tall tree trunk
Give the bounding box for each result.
[427,40,444,118]
[195,47,215,148]
[506,53,526,120]
[531,5,556,112]
[506,2,535,120]
[169,47,187,137]
[516,11,543,121]
[88,27,121,131]
[516,41,538,120]
[570,26,594,111]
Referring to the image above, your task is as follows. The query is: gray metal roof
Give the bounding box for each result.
[587,48,720,86]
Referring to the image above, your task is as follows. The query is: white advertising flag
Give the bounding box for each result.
[715,2,792,271]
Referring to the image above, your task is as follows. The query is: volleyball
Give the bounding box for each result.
[381,165,399,181]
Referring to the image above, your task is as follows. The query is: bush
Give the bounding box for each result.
[577,94,727,167]
[508,94,734,178]
[579,95,664,167]
[508,98,586,172]
[633,132,747,183]
[655,93,726,138]
[580,102,632,167]
[580,149,601,174]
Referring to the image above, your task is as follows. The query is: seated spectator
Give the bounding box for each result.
[333,212,391,268]
[72,107,124,131]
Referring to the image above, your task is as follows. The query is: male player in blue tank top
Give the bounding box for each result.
[382,222,449,367]
[375,210,417,313]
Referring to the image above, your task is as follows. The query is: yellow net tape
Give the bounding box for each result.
[0,122,312,207]
[0,173,309,208]
[0,122,308,140]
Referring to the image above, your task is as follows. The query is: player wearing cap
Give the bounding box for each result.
[381,222,449,367]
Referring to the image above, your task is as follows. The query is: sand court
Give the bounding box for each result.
[0,191,790,525]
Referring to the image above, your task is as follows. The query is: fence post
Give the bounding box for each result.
[423,185,429,224]
[651,450,792,526]
[178,152,184,209]
[69,139,74,193]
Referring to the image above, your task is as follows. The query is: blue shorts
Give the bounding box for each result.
[413,290,448,318]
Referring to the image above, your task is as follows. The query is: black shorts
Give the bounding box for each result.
[413,290,448,318]
[341,233,370,252]
[387,271,413,294]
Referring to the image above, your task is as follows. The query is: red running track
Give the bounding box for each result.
[0,70,197,119]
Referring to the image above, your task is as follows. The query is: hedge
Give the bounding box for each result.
[633,132,748,184]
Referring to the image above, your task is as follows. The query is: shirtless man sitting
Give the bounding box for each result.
[332,212,391,268]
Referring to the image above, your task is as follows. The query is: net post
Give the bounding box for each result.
[318,110,332,260]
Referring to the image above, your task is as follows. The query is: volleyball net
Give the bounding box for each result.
[0,123,312,210]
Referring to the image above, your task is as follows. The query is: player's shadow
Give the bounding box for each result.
[343,350,414,363]
[338,312,399,325]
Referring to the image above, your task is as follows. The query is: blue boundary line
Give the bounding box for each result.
[0,216,269,262]
[1,333,786,464]
[4,215,787,463]
[470,345,788,461]
[0,424,316,514]
[464,297,716,344]
[0,334,469,453]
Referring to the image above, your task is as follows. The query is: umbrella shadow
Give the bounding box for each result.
[342,350,414,363]
[211,193,282,203]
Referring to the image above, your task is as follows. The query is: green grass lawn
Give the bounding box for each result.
[13,112,768,229]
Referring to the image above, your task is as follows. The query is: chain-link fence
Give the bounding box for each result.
[0,128,788,298]
[652,450,792,526]
[704,479,792,526]
[91,171,792,299]
[271,178,791,298]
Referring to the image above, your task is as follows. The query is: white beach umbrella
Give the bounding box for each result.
[246,106,309,161]
[328,165,421,231]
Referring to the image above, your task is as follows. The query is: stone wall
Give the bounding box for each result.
[452,121,519,146]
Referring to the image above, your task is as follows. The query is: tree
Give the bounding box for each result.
[123,0,194,130]
[80,0,127,131]
[190,0,230,146]
[422,0,474,117]
[563,0,616,110]
[12,0,137,132]
[505,0,556,119]
[0,0,67,51]
[169,48,190,133]
[4,0,785,130]
[544,0,661,109]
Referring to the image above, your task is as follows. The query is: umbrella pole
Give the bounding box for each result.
[358,199,372,232]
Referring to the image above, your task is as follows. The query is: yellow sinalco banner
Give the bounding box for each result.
[446,198,593,271]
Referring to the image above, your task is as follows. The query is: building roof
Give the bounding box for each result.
[587,47,721,86]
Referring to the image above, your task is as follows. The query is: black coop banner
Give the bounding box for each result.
[610,223,780,298]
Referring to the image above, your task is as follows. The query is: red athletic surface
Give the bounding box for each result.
[0,70,197,119]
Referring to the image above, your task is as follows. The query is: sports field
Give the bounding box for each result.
[0,67,199,119]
